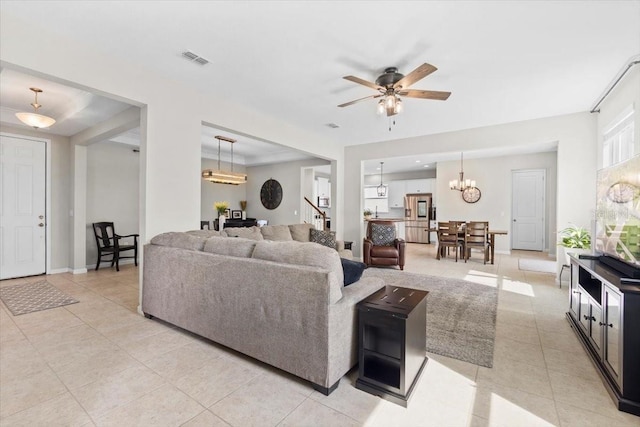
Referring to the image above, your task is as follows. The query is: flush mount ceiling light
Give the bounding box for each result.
[202,135,247,185]
[15,87,56,129]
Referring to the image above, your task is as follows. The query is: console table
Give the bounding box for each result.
[356,285,428,407]
[567,254,640,416]
[214,218,257,231]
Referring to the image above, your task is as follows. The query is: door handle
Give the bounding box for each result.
[39,215,44,219]
[38,223,44,227]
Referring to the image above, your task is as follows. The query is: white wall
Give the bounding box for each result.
[0,124,71,272]
[1,12,343,281]
[85,143,140,266]
[345,112,597,263]
[200,158,248,223]
[437,151,557,254]
[246,159,330,226]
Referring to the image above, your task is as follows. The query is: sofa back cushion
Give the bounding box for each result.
[223,226,264,241]
[186,229,222,238]
[150,232,207,251]
[260,225,293,241]
[288,223,315,242]
[203,236,257,258]
[252,240,344,288]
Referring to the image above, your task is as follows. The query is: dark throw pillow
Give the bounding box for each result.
[341,258,367,286]
[370,223,396,246]
[310,229,337,250]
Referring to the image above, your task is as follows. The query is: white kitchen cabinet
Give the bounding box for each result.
[388,181,406,208]
[364,186,388,199]
[405,179,429,194]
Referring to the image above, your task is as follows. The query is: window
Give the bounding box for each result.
[603,107,635,168]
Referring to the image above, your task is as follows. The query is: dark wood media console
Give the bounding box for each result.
[567,254,640,416]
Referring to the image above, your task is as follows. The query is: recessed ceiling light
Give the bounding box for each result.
[415,160,421,163]
[423,164,429,168]
[376,167,381,170]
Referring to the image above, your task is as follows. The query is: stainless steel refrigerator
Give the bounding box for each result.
[404,193,433,243]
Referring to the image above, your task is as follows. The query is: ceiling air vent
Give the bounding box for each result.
[326,123,340,129]
[181,50,209,66]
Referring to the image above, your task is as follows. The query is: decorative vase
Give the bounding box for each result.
[242,211,247,220]
[364,214,372,220]
[219,214,226,230]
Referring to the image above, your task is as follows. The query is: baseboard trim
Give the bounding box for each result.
[48,268,70,275]
[72,268,88,274]
[85,259,136,270]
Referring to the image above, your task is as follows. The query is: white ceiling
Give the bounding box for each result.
[1,1,638,171]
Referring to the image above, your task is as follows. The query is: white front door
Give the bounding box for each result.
[0,135,46,279]
[511,169,545,251]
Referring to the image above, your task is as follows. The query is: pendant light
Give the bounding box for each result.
[15,87,56,129]
[377,161,387,197]
[202,135,247,185]
[449,152,476,191]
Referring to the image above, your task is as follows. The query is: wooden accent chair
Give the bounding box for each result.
[92,222,139,271]
[437,221,464,262]
[363,220,406,270]
[465,221,490,264]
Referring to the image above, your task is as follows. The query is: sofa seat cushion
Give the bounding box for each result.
[289,223,315,242]
[203,236,257,258]
[260,225,293,241]
[223,226,264,240]
[370,245,399,258]
[150,232,207,251]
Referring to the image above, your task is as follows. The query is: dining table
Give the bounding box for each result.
[488,230,508,264]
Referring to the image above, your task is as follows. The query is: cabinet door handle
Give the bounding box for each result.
[583,315,589,320]
[590,316,597,321]
[572,291,580,294]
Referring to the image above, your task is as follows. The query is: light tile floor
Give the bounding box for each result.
[1,245,639,426]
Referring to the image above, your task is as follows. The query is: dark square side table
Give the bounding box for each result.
[356,285,428,407]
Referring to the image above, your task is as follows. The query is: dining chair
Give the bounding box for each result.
[437,221,464,262]
[465,221,489,263]
[92,222,139,271]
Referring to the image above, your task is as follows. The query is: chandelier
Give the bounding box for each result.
[15,87,56,129]
[202,135,247,185]
[377,161,387,197]
[449,152,476,191]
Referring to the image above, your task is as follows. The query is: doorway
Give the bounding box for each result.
[511,169,545,251]
[0,134,47,279]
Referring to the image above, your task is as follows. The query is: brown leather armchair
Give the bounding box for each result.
[363,220,406,270]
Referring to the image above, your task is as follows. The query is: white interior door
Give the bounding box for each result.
[0,135,46,279]
[511,169,545,251]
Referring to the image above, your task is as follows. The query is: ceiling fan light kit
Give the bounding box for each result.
[15,87,56,129]
[338,62,451,125]
[202,135,247,185]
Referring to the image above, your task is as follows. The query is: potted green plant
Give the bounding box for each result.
[558,224,591,265]
[364,208,373,220]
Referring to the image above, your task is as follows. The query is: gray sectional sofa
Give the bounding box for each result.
[141,228,384,394]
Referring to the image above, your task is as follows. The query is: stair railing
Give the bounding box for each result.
[303,197,327,231]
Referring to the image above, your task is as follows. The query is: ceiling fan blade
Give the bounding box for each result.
[338,94,382,108]
[343,75,383,90]
[393,63,437,89]
[398,89,451,100]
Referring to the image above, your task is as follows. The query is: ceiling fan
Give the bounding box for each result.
[338,63,451,117]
